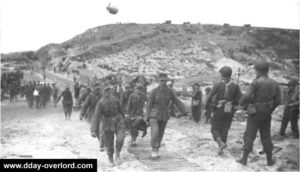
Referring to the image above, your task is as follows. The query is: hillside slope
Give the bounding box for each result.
[12,24,300,86]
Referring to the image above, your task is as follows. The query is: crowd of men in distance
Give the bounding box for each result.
[1,70,24,102]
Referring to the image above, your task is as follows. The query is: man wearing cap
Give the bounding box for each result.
[192,83,202,123]
[121,83,134,112]
[205,66,242,155]
[146,73,187,158]
[280,78,299,139]
[126,84,147,146]
[237,62,281,166]
[55,86,73,120]
[91,84,125,166]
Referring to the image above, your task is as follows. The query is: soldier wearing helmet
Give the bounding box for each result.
[205,66,242,155]
[237,62,281,166]
[91,83,125,167]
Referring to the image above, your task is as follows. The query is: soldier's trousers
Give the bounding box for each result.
[130,117,143,141]
[103,127,126,156]
[34,96,40,109]
[150,119,168,149]
[97,122,104,149]
[211,108,233,143]
[280,108,299,137]
[243,116,273,152]
[26,97,34,108]
[192,105,201,123]
[41,98,47,108]
[63,104,72,116]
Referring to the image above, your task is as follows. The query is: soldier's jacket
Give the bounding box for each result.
[285,85,299,112]
[81,93,102,117]
[24,85,34,99]
[91,95,124,134]
[206,80,242,110]
[121,89,134,110]
[56,90,73,105]
[146,85,187,121]
[126,92,147,118]
[239,76,281,118]
[192,90,202,106]
[78,91,90,105]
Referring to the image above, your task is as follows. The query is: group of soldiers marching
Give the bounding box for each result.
[10,60,297,168]
[80,61,298,167]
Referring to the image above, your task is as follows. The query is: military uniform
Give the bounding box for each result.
[121,87,133,112]
[238,62,281,166]
[80,91,102,122]
[206,66,242,155]
[24,84,34,108]
[191,84,202,123]
[91,90,125,166]
[39,85,48,108]
[280,80,299,138]
[126,87,147,144]
[146,73,187,158]
[56,88,73,120]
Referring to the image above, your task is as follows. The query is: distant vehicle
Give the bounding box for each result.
[107,2,118,14]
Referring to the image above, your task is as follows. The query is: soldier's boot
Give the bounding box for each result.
[115,152,121,165]
[108,155,115,167]
[151,148,158,159]
[216,137,226,155]
[266,151,275,166]
[236,150,250,166]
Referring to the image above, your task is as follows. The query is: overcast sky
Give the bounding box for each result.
[0,0,299,53]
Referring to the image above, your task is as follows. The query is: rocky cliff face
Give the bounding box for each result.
[9,23,300,86]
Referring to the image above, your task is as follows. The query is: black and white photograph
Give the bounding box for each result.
[0,0,299,171]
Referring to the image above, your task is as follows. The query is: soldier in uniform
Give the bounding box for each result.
[237,62,281,166]
[78,87,91,108]
[52,83,59,107]
[121,83,134,112]
[126,84,147,146]
[80,87,102,122]
[55,86,73,120]
[91,84,126,166]
[24,81,35,108]
[74,82,81,106]
[205,66,242,155]
[145,73,187,158]
[280,79,299,138]
[40,83,48,108]
[191,83,202,123]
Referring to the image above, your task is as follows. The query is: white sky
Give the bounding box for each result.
[0,0,299,53]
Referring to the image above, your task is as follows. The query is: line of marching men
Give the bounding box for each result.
[53,61,298,167]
